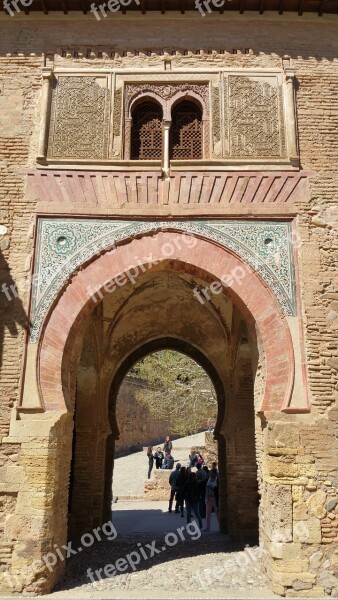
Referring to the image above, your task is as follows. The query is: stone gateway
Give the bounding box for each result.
[0,2,337,597]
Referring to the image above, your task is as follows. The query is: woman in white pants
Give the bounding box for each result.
[205,469,220,531]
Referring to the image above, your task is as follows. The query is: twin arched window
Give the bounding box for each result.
[130,99,203,161]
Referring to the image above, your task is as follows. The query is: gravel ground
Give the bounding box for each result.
[50,532,276,599]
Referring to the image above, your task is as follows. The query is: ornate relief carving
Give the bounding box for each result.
[29,218,296,342]
[227,75,283,158]
[223,77,229,157]
[125,83,209,116]
[211,85,221,158]
[47,76,110,159]
[113,87,122,137]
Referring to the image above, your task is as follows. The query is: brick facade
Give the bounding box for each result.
[0,13,337,597]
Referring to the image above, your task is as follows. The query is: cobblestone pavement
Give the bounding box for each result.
[43,499,278,600]
[113,432,207,498]
[49,533,277,599]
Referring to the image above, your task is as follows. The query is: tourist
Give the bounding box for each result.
[190,449,204,468]
[168,462,181,512]
[162,451,174,470]
[175,466,188,517]
[154,447,164,469]
[185,472,202,529]
[196,463,208,518]
[205,468,220,531]
[147,446,154,479]
[163,435,172,453]
[212,461,220,506]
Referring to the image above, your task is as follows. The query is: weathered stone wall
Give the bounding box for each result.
[0,13,337,597]
[115,378,171,453]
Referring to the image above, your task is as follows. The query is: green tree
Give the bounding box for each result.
[128,350,217,437]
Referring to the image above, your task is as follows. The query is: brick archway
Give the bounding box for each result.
[38,230,294,414]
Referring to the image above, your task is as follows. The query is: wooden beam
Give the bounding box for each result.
[318,0,325,15]
[40,0,49,14]
[298,0,305,14]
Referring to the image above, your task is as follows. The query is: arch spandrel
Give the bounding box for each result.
[34,231,298,415]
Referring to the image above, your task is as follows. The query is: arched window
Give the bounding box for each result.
[170,100,203,160]
[131,101,163,160]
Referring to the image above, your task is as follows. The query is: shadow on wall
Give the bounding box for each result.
[0,250,28,411]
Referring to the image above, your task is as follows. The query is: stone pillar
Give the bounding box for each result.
[37,67,53,160]
[1,412,73,594]
[162,120,171,178]
[124,118,132,160]
[284,68,299,164]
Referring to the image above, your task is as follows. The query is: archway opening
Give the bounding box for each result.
[66,259,259,546]
[170,100,203,159]
[130,100,163,160]
[110,348,220,533]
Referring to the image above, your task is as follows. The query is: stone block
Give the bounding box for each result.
[293,501,308,521]
[285,587,325,598]
[270,542,302,560]
[263,484,293,542]
[306,490,327,518]
[294,518,322,544]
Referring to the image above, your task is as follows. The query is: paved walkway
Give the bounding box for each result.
[113,432,207,498]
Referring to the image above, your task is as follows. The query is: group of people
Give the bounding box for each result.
[168,462,219,531]
[147,436,174,478]
[146,435,219,531]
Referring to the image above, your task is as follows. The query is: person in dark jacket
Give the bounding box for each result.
[175,466,188,516]
[185,472,202,529]
[154,447,164,469]
[162,451,174,470]
[168,462,181,512]
[163,435,172,453]
[147,447,154,479]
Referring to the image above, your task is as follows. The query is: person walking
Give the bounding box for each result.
[205,468,220,531]
[163,435,172,453]
[147,446,154,479]
[185,472,202,529]
[154,447,164,469]
[175,466,188,517]
[168,462,181,512]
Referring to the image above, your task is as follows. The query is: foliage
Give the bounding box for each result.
[128,350,217,437]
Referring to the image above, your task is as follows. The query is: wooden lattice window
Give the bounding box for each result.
[131,101,163,160]
[170,100,203,160]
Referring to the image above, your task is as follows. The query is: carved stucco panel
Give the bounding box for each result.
[47,76,110,159]
[226,74,286,159]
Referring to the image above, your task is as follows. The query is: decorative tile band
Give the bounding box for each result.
[30,218,296,342]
